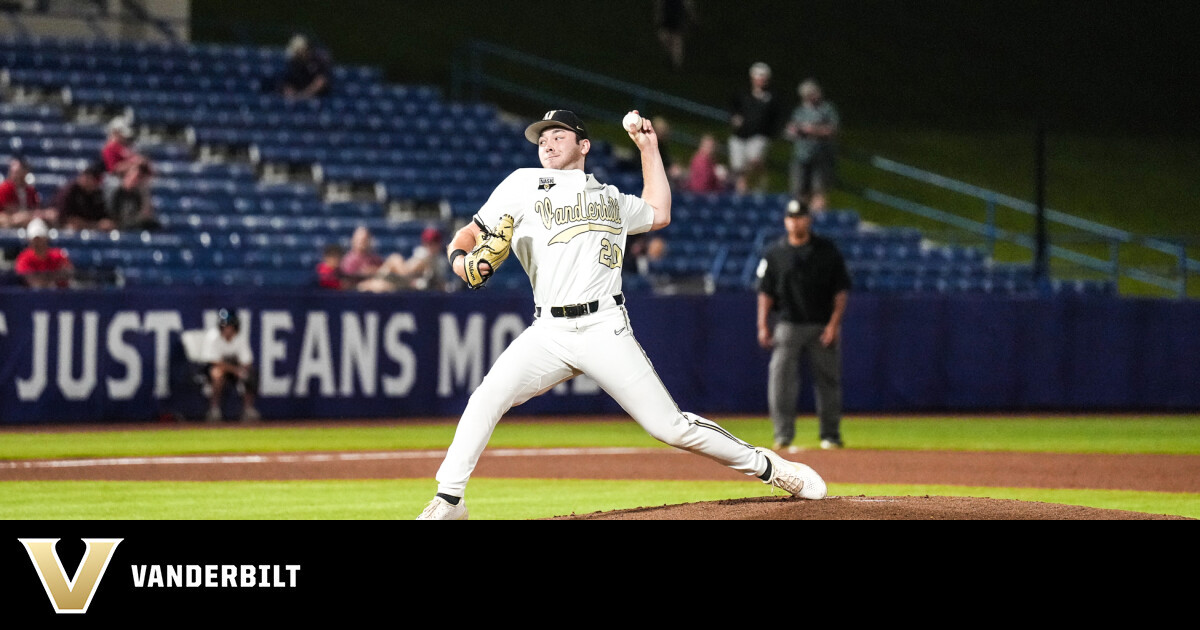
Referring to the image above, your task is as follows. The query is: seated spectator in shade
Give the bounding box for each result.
[110,162,161,231]
[685,134,728,193]
[55,162,116,232]
[14,218,73,289]
[316,244,350,289]
[280,34,333,99]
[101,117,149,178]
[405,225,451,291]
[342,225,444,293]
[0,155,57,228]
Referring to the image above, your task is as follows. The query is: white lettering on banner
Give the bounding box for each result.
[106,312,142,400]
[1,307,605,409]
[295,312,334,396]
[341,311,378,396]
[16,311,48,400]
[260,311,293,396]
[57,311,98,400]
[438,313,485,396]
[142,311,182,398]
[382,313,416,396]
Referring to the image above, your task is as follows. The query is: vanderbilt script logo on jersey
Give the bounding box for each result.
[536,193,623,244]
[20,538,123,614]
[537,177,556,191]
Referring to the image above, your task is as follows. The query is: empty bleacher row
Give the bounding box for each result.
[0,34,1116,296]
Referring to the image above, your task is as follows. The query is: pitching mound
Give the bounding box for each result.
[547,494,1193,520]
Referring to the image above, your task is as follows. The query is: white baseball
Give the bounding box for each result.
[623,111,642,133]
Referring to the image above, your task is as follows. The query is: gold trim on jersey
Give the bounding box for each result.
[549,222,623,245]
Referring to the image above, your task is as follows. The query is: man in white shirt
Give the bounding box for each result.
[200,308,260,423]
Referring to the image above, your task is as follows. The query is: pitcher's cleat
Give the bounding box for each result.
[757,448,827,500]
[416,495,469,520]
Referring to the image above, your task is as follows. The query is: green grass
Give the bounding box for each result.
[1,415,1198,520]
[3,416,1199,460]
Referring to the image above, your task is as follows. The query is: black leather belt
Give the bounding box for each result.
[537,294,625,318]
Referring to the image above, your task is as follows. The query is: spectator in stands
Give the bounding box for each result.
[405,225,451,291]
[316,244,350,289]
[756,199,851,452]
[684,133,727,193]
[0,155,57,228]
[101,117,149,178]
[632,234,669,275]
[654,0,697,71]
[279,34,333,99]
[14,218,73,289]
[728,62,784,193]
[201,308,261,423]
[110,162,161,231]
[55,162,116,232]
[785,79,840,211]
[341,225,415,292]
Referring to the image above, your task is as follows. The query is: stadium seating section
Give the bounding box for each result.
[0,35,1115,296]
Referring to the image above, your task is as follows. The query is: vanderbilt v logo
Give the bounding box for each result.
[19,538,123,614]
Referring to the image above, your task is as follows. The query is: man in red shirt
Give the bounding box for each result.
[101,118,149,177]
[14,218,73,289]
[0,155,57,228]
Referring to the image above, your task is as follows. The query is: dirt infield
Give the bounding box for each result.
[4,426,1196,519]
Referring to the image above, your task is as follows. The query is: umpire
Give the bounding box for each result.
[756,199,851,450]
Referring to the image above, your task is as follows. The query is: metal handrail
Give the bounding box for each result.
[870,155,1200,273]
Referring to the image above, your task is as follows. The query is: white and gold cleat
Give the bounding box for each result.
[416,495,469,520]
[757,448,827,500]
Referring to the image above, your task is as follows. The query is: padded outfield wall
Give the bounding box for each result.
[1,288,1198,424]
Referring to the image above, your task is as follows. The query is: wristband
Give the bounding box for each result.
[449,249,468,266]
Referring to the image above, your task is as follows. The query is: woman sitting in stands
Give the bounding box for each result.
[340,225,419,292]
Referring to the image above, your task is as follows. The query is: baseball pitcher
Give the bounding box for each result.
[418,109,826,520]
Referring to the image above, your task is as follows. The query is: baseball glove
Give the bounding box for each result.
[463,214,515,289]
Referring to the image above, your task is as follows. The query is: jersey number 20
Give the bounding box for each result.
[598,238,624,269]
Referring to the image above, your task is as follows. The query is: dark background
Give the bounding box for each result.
[191,0,1200,136]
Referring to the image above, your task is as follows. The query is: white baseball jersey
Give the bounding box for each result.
[200,328,253,366]
[474,168,654,307]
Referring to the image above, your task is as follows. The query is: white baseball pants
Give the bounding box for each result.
[435,301,768,497]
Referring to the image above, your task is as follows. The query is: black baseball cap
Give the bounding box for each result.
[524,110,589,144]
[83,161,107,178]
[785,199,811,217]
[217,308,240,330]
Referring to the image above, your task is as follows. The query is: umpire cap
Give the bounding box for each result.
[786,199,811,217]
[524,110,589,144]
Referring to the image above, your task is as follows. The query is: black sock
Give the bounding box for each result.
[436,493,461,506]
[758,459,773,481]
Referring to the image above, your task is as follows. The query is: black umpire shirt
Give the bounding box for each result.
[757,234,852,324]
